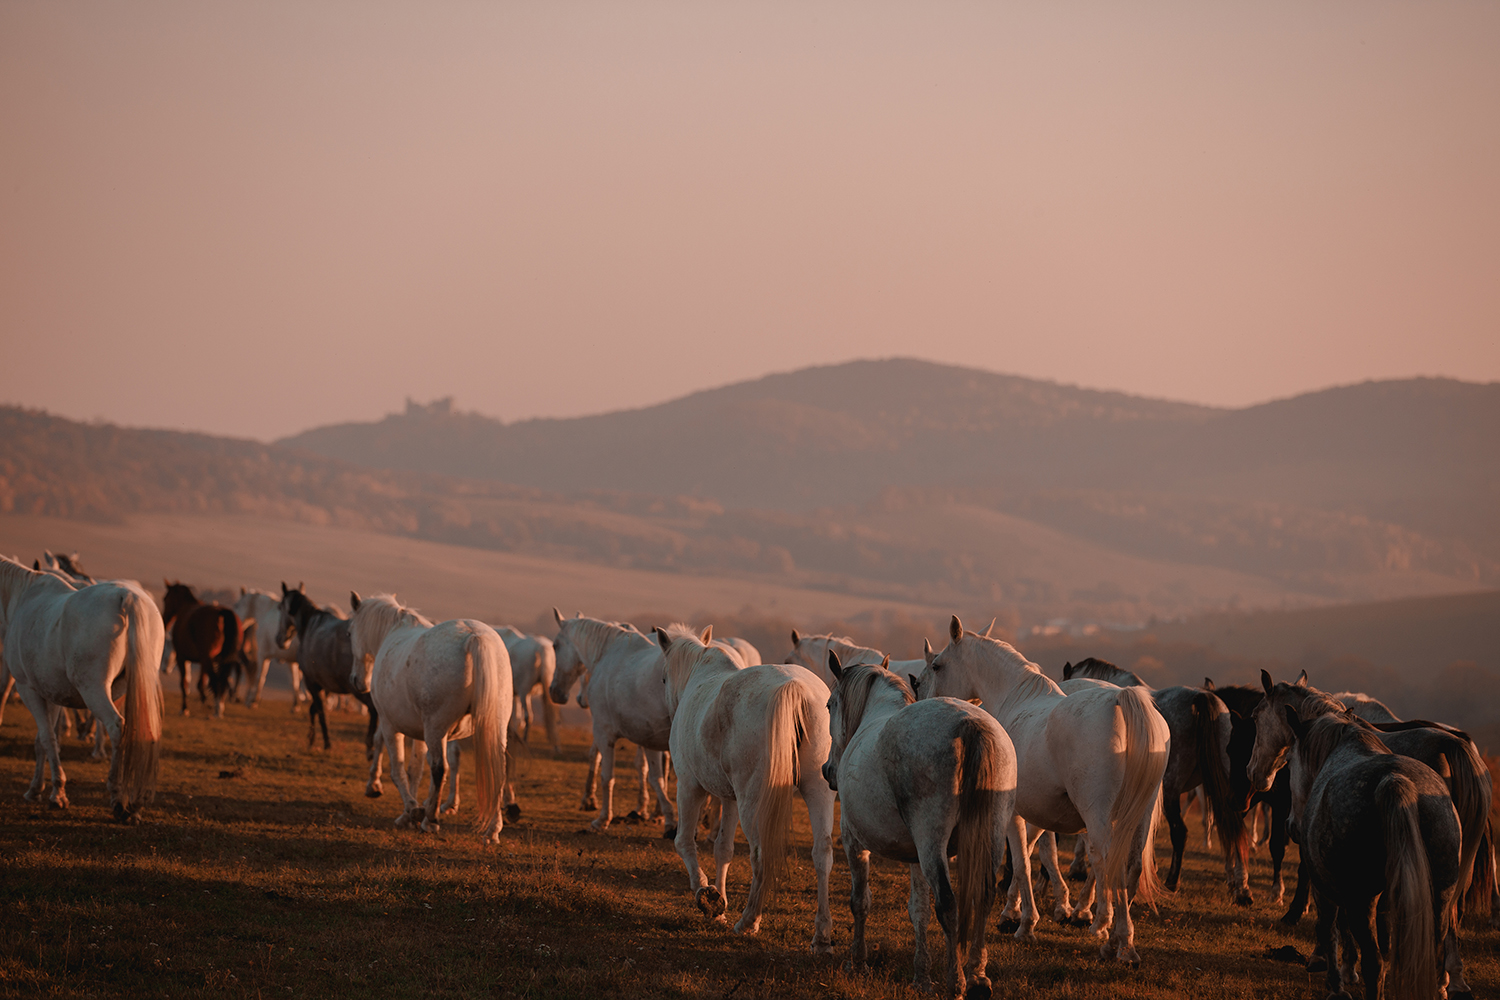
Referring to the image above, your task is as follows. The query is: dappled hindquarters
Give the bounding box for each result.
[0,704,1495,1000]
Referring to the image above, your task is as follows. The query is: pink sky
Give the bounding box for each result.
[2,1,1497,441]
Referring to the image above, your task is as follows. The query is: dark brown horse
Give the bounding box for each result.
[161,581,244,718]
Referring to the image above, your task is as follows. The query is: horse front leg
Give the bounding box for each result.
[179,660,192,716]
[645,750,677,834]
[365,727,385,798]
[591,736,617,831]
[580,746,601,811]
[386,731,420,828]
[1268,789,1291,905]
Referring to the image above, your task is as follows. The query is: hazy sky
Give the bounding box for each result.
[2,1,1497,441]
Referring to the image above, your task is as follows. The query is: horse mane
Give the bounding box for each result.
[563,615,645,666]
[836,662,914,747]
[798,631,885,664]
[972,636,1063,704]
[1295,689,1348,721]
[1298,713,1389,775]
[0,554,49,605]
[351,593,432,651]
[662,624,712,697]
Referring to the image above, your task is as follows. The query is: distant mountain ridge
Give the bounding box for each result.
[4,360,1496,625]
[279,359,1500,554]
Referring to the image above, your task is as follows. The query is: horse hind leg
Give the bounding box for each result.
[1163,789,1188,892]
[1036,828,1074,923]
[419,736,447,834]
[1067,832,1090,881]
[440,741,463,818]
[20,691,69,808]
[580,746,601,812]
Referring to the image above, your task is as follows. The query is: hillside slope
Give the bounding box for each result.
[279,360,1500,558]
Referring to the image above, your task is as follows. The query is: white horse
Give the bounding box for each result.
[0,555,164,819]
[495,625,561,756]
[348,594,511,842]
[782,629,922,690]
[233,588,304,709]
[915,616,1169,965]
[656,624,834,951]
[549,611,678,833]
[824,654,1018,999]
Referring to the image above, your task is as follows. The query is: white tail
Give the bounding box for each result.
[1101,686,1168,908]
[468,631,510,842]
[114,587,165,815]
[1379,772,1438,1000]
[747,681,806,915]
[538,642,561,751]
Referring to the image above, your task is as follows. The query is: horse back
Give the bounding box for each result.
[299,612,354,692]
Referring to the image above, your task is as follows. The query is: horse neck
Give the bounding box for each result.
[850,677,910,735]
[677,646,738,698]
[969,644,1063,721]
[163,589,202,624]
[0,558,39,629]
[831,638,885,665]
[580,621,650,667]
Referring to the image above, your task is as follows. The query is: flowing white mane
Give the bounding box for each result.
[967,634,1064,707]
[562,615,650,666]
[351,593,432,654]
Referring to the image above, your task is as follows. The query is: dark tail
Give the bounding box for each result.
[1446,739,1495,922]
[954,716,1001,965]
[1192,692,1248,877]
[1378,772,1439,1000]
[217,609,243,663]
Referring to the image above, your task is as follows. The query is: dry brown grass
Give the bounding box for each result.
[1,702,1496,999]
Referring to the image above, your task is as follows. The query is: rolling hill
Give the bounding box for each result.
[4,360,1496,625]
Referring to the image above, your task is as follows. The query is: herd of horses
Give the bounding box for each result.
[0,550,1494,1000]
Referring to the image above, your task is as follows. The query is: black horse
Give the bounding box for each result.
[274,583,378,762]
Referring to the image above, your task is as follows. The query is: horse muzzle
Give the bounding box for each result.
[821,760,838,792]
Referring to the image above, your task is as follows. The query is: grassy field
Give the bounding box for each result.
[1,699,1495,1000]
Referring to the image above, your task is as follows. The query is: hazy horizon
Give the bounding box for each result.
[3,1,1497,440]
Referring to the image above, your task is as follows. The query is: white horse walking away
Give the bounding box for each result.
[549,611,679,833]
[348,594,511,842]
[0,555,164,820]
[496,625,561,756]
[233,588,304,709]
[656,625,834,950]
[825,654,1018,1000]
[915,616,1169,965]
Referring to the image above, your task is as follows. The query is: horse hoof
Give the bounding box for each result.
[997,918,1020,935]
[504,804,521,823]
[1234,890,1254,908]
[695,886,727,920]
[394,813,412,829]
[662,826,678,841]
[580,798,598,812]
[421,820,440,835]
[965,980,993,1000]
[366,787,382,799]
[1305,955,1328,973]
[1165,875,1180,892]
[180,709,190,717]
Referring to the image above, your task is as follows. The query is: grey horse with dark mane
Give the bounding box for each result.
[1250,691,1470,1000]
[274,584,379,761]
[1061,657,1250,904]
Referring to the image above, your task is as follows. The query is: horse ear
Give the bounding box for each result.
[1261,669,1274,695]
[1203,677,1215,691]
[298,581,305,593]
[1063,661,1074,679]
[967,697,983,707]
[700,625,712,644]
[654,626,672,653]
[828,649,842,680]
[908,673,919,693]
[553,607,565,626]
[923,637,933,656]
[32,559,40,570]
[281,581,289,596]
[950,615,963,642]
[350,591,361,611]
[1283,704,1305,742]
[239,586,246,597]
[880,654,891,668]
[791,629,800,646]
[164,578,171,589]
[982,617,996,638]
[1295,669,1308,688]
